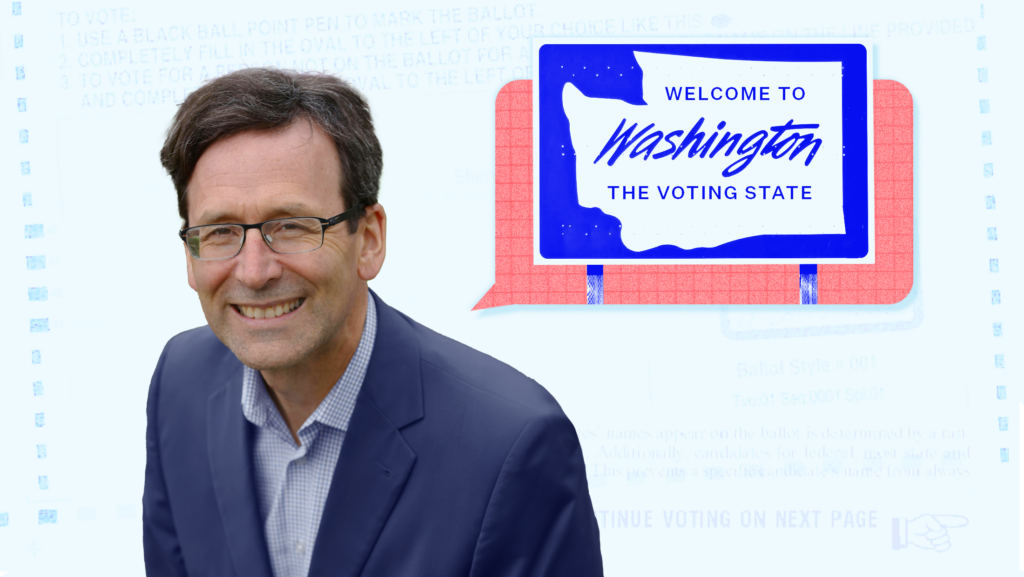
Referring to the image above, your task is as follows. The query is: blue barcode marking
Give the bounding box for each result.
[16,66,25,80]
[21,161,30,175]
[32,381,43,396]
[32,350,41,364]
[27,255,45,269]
[28,287,48,301]
[25,224,43,239]
[22,192,32,207]
[0,512,8,526]
[30,318,49,332]
[19,128,28,142]
[37,510,57,525]
[17,97,26,112]
[978,27,1002,460]
[12,2,21,16]
[34,412,44,427]
[36,444,46,458]
[38,476,48,490]
[14,33,22,48]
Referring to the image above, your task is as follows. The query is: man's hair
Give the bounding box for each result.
[160,67,382,232]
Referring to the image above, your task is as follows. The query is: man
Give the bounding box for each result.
[143,68,603,577]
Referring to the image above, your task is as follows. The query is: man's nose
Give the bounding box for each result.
[234,228,283,289]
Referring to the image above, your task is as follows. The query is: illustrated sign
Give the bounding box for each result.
[533,39,874,264]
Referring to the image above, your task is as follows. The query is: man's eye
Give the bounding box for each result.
[200,227,239,241]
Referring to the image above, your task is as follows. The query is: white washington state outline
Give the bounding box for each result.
[562,51,846,251]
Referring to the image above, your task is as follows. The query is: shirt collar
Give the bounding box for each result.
[241,290,378,434]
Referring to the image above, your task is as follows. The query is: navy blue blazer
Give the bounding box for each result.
[143,290,603,576]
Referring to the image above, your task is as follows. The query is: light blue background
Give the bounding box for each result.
[1,1,1021,575]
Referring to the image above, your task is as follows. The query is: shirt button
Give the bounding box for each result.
[295,541,306,555]
[296,456,307,466]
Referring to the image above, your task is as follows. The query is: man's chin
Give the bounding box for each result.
[230,345,307,371]
[212,328,310,371]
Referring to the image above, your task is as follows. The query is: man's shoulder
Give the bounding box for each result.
[391,307,564,422]
[163,324,226,357]
[161,325,232,367]
[155,325,241,395]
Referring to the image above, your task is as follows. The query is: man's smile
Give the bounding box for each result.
[232,297,305,320]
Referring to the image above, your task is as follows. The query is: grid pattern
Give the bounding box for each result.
[474,80,586,310]
[474,79,914,309]
[818,80,914,304]
[241,291,377,577]
[604,265,799,305]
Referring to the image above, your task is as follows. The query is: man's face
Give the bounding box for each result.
[184,120,377,371]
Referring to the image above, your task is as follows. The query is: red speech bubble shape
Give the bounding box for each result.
[473,80,913,309]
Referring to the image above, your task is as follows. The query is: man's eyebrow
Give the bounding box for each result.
[195,203,316,225]
[195,209,239,225]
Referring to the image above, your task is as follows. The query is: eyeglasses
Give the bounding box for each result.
[178,205,362,261]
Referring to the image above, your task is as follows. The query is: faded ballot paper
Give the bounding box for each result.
[534,39,874,264]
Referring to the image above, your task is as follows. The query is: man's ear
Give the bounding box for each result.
[357,203,387,282]
[185,244,198,291]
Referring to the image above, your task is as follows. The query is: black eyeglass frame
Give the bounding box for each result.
[178,204,364,261]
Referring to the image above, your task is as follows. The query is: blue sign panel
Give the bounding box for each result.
[534,39,873,264]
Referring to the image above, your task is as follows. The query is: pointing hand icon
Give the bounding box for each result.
[893,514,969,552]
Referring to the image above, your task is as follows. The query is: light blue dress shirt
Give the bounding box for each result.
[240,292,377,577]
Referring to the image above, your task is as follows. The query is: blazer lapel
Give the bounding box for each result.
[207,365,274,577]
[307,290,424,577]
